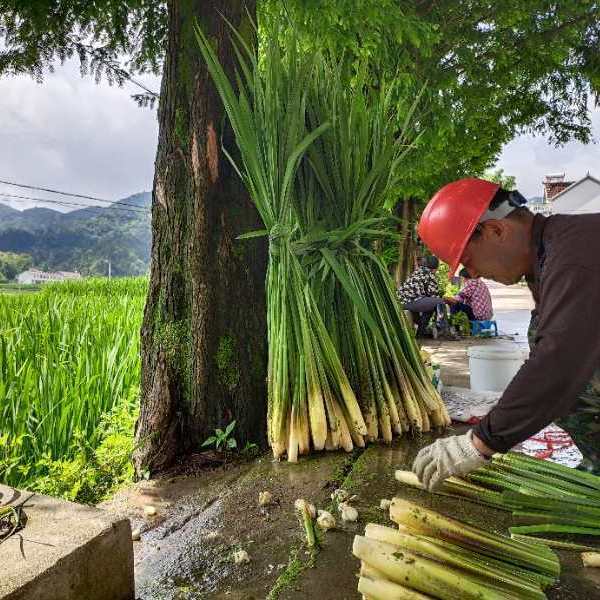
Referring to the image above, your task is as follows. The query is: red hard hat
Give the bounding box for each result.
[417,178,500,274]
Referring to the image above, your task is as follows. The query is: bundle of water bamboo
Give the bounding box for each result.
[397,451,600,546]
[353,498,559,599]
[196,24,449,461]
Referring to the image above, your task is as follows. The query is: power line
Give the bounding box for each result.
[125,74,159,98]
[0,194,87,211]
[0,178,150,211]
[77,42,160,99]
[0,192,149,215]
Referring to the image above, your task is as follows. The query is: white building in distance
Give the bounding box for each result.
[16,269,82,285]
[551,173,600,215]
[528,173,600,216]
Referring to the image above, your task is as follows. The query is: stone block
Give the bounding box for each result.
[0,491,134,600]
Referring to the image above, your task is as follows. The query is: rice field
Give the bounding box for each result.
[0,277,146,491]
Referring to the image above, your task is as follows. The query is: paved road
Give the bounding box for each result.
[486,280,533,350]
[423,281,535,387]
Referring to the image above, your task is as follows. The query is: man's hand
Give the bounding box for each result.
[412,431,489,491]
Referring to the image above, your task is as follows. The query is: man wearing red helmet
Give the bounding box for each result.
[412,178,600,491]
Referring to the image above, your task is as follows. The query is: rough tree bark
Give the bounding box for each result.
[134,0,266,475]
[394,198,419,286]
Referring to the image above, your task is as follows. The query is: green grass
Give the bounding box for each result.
[0,283,41,294]
[0,277,146,502]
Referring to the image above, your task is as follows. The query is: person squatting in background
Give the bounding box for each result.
[445,268,493,321]
[397,255,444,337]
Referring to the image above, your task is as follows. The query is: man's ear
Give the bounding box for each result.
[481,219,509,242]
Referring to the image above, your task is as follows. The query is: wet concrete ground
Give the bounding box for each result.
[101,284,600,598]
[103,430,600,599]
[423,281,533,388]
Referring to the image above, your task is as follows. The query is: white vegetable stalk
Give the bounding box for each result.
[340,502,359,522]
[390,498,560,579]
[232,549,250,564]
[359,563,435,599]
[582,552,600,567]
[258,491,273,506]
[363,524,545,599]
[353,536,510,600]
[195,23,449,462]
[295,499,317,548]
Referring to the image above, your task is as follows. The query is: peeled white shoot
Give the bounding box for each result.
[331,488,350,503]
[379,499,392,511]
[232,549,250,564]
[339,502,358,522]
[294,498,316,518]
[359,563,434,600]
[295,498,317,548]
[316,510,336,531]
[258,491,273,506]
[582,552,600,568]
[353,535,506,599]
[395,470,474,494]
[394,470,424,489]
[143,504,158,517]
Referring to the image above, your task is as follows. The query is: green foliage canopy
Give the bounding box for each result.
[263,1,600,199]
[1,1,599,197]
[0,251,32,281]
[483,168,517,190]
[0,0,165,103]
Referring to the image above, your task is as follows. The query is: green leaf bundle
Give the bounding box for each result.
[195,21,448,460]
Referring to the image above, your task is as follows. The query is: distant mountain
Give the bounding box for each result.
[0,192,152,277]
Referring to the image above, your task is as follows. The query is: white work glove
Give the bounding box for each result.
[412,430,489,492]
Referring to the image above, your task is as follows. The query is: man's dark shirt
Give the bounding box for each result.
[474,213,600,452]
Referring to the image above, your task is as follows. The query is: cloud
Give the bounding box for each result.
[495,106,600,198]
[0,59,160,211]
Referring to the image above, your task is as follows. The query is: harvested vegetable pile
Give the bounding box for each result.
[195,24,449,461]
[353,498,559,599]
[397,451,600,548]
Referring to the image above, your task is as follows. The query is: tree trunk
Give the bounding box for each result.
[394,198,419,287]
[134,0,266,475]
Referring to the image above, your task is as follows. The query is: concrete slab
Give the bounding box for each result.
[0,492,134,600]
[100,435,600,599]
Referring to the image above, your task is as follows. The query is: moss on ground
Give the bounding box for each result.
[338,448,368,493]
[266,544,317,600]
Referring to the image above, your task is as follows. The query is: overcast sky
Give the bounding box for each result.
[0,59,160,211]
[0,58,599,211]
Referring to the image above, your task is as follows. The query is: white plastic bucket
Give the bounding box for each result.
[468,344,526,392]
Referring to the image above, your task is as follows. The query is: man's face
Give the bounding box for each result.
[459,220,528,285]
